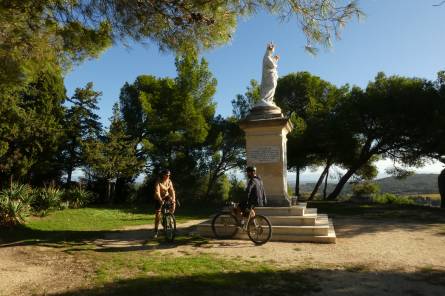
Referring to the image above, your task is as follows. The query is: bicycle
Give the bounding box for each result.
[211,202,272,245]
[160,200,176,242]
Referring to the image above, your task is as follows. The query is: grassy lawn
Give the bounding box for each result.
[60,253,317,296]
[0,203,215,245]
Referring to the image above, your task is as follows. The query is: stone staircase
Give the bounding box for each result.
[195,202,336,243]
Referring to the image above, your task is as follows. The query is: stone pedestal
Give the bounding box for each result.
[239,103,293,207]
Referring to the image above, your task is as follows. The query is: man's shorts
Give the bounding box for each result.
[239,200,256,216]
[154,197,173,211]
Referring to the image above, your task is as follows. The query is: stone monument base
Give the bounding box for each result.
[240,102,292,207]
[195,202,337,243]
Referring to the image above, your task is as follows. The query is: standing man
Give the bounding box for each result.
[239,166,267,216]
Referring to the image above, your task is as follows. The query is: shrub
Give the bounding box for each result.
[63,187,92,208]
[352,182,380,197]
[228,176,245,203]
[31,186,63,216]
[0,183,32,226]
[372,193,415,205]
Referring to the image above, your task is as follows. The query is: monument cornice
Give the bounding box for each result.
[239,116,293,132]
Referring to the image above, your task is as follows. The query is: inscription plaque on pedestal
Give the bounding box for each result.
[247,146,281,163]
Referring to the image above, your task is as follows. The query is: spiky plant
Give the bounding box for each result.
[31,186,63,216]
[0,183,31,226]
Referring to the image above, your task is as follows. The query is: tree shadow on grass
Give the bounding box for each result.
[52,267,445,296]
[55,269,319,296]
[0,223,212,253]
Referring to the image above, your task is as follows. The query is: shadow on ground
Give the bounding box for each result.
[309,201,445,238]
[0,224,205,250]
[52,267,445,296]
[2,202,445,248]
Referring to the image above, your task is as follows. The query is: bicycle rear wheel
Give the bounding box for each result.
[247,214,272,245]
[163,213,176,242]
[211,212,239,239]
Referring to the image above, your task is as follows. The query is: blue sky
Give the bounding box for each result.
[65,0,445,180]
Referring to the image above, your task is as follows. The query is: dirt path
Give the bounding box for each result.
[0,245,93,296]
[1,217,445,295]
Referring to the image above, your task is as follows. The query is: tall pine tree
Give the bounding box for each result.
[62,82,102,185]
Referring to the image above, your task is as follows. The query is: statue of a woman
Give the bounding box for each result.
[260,43,280,105]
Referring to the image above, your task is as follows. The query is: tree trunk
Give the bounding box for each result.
[308,164,329,201]
[107,180,111,202]
[323,166,330,200]
[295,166,300,197]
[438,168,445,209]
[205,172,219,200]
[327,166,360,200]
[67,167,72,185]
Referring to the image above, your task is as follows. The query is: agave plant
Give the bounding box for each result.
[64,187,92,208]
[0,183,32,226]
[31,186,63,216]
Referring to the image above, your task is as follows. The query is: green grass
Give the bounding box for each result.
[26,207,154,232]
[0,203,215,245]
[62,253,318,296]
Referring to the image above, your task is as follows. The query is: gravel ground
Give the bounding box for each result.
[1,216,444,295]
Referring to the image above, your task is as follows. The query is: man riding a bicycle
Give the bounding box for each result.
[153,169,176,238]
[237,166,267,218]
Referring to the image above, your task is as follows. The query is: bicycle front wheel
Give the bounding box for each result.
[163,213,176,242]
[247,214,272,245]
[211,212,239,239]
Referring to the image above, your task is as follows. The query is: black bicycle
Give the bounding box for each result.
[160,200,176,242]
[211,202,272,245]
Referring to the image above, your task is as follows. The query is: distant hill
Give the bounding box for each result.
[290,174,440,195]
[375,174,439,194]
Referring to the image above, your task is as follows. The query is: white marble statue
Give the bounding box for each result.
[259,42,280,105]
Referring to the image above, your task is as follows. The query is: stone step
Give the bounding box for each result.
[305,208,317,215]
[255,206,305,216]
[206,213,327,227]
[267,214,317,226]
[268,212,327,226]
[197,220,330,236]
[195,219,336,243]
[271,220,337,243]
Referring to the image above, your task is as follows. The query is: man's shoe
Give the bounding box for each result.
[153,230,159,239]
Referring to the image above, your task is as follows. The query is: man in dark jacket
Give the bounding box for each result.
[239,166,267,215]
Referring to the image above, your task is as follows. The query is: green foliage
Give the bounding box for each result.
[231,80,261,119]
[327,72,445,199]
[31,186,63,216]
[84,103,143,201]
[372,193,415,205]
[287,183,294,196]
[274,71,354,196]
[120,53,217,199]
[62,82,103,184]
[0,183,31,225]
[202,116,246,199]
[212,174,231,202]
[228,176,246,203]
[351,182,380,197]
[1,1,361,89]
[0,1,112,89]
[63,187,93,209]
[0,70,66,184]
